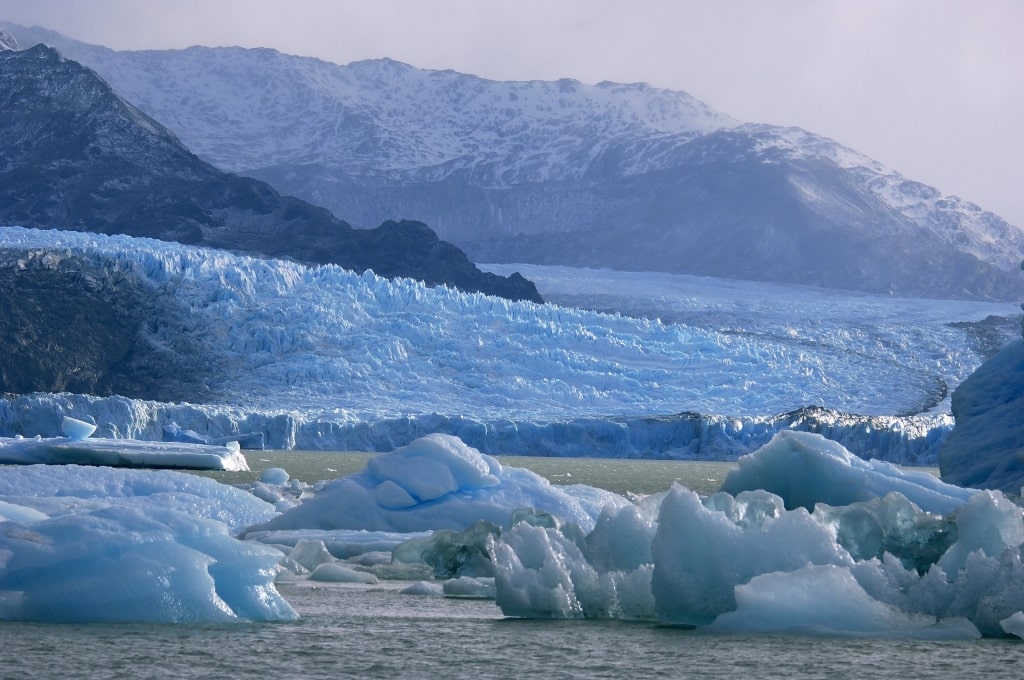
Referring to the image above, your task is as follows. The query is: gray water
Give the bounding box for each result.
[3,581,1021,679]
[3,456,1005,680]
[200,450,742,497]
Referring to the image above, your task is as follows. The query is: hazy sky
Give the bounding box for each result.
[2,0,1022,227]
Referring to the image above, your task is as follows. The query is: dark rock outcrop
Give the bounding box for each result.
[0,246,211,401]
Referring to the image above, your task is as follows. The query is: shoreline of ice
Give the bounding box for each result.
[0,392,953,465]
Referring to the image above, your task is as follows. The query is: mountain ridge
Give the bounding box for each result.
[4,21,1021,301]
[0,42,542,302]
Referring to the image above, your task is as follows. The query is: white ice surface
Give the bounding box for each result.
[0,464,293,623]
[0,417,250,470]
[2,227,1018,464]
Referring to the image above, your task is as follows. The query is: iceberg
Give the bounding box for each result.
[0,416,249,471]
[720,430,976,515]
[0,464,294,623]
[247,433,629,534]
[485,432,1024,638]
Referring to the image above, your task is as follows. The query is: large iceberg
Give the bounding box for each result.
[247,434,629,534]
[5,430,1024,636]
[485,431,1024,638]
[0,465,295,623]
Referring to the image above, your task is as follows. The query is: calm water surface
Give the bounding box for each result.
[3,455,993,679]
[3,581,1021,679]
[200,450,740,497]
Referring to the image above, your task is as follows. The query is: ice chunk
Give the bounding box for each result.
[0,464,276,531]
[0,499,48,524]
[0,505,295,623]
[442,576,495,599]
[490,515,656,621]
[813,493,956,571]
[309,563,378,584]
[392,520,501,578]
[651,485,851,627]
[61,416,97,441]
[401,581,444,596]
[936,490,1024,578]
[250,434,629,533]
[721,430,975,515]
[0,433,250,471]
[288,539,336,572]
[705,565,980,639]
[1001,611,1024,639]
[0,465,292,623]
[260,467,289,485]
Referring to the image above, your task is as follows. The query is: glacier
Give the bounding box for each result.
[1,226,1018,466]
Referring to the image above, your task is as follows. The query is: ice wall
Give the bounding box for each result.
[0,393,952,464]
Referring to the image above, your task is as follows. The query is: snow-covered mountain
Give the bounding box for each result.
[5,22,1022,300]
[0,42,541,302]
[2,227,1019,463]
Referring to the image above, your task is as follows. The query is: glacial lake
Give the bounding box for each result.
[195,450,741,497]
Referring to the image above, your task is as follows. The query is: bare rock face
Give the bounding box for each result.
[0,247,210,401]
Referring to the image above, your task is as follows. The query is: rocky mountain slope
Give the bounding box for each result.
[5,22,1023,300]
[0,41,541,302]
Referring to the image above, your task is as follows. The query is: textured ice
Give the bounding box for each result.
[703,565,979,639]
[249,434,629,534]
[0,465,294,623]
[486,433,1024,638]
[0,415,249,471]
[2,226,1017,465]
[939,338,1024,494]
[720,431,976,515]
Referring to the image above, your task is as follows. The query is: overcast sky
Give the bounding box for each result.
[3,0,1022,227]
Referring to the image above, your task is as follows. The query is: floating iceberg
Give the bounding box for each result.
[485,431,1024,638]
[248,433,629,534]
[0,416,249,471]
[0,464,294,623]
[720,430,976,515]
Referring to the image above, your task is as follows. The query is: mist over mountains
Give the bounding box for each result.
[5,21,1022,301]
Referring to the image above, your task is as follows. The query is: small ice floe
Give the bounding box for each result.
[0,416,249,471]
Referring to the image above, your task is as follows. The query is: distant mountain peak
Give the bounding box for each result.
[4,21,1021,301]
[0,43,543,303]
[0,27,18,51]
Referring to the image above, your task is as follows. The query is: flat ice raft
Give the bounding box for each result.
[0,417,249,471]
